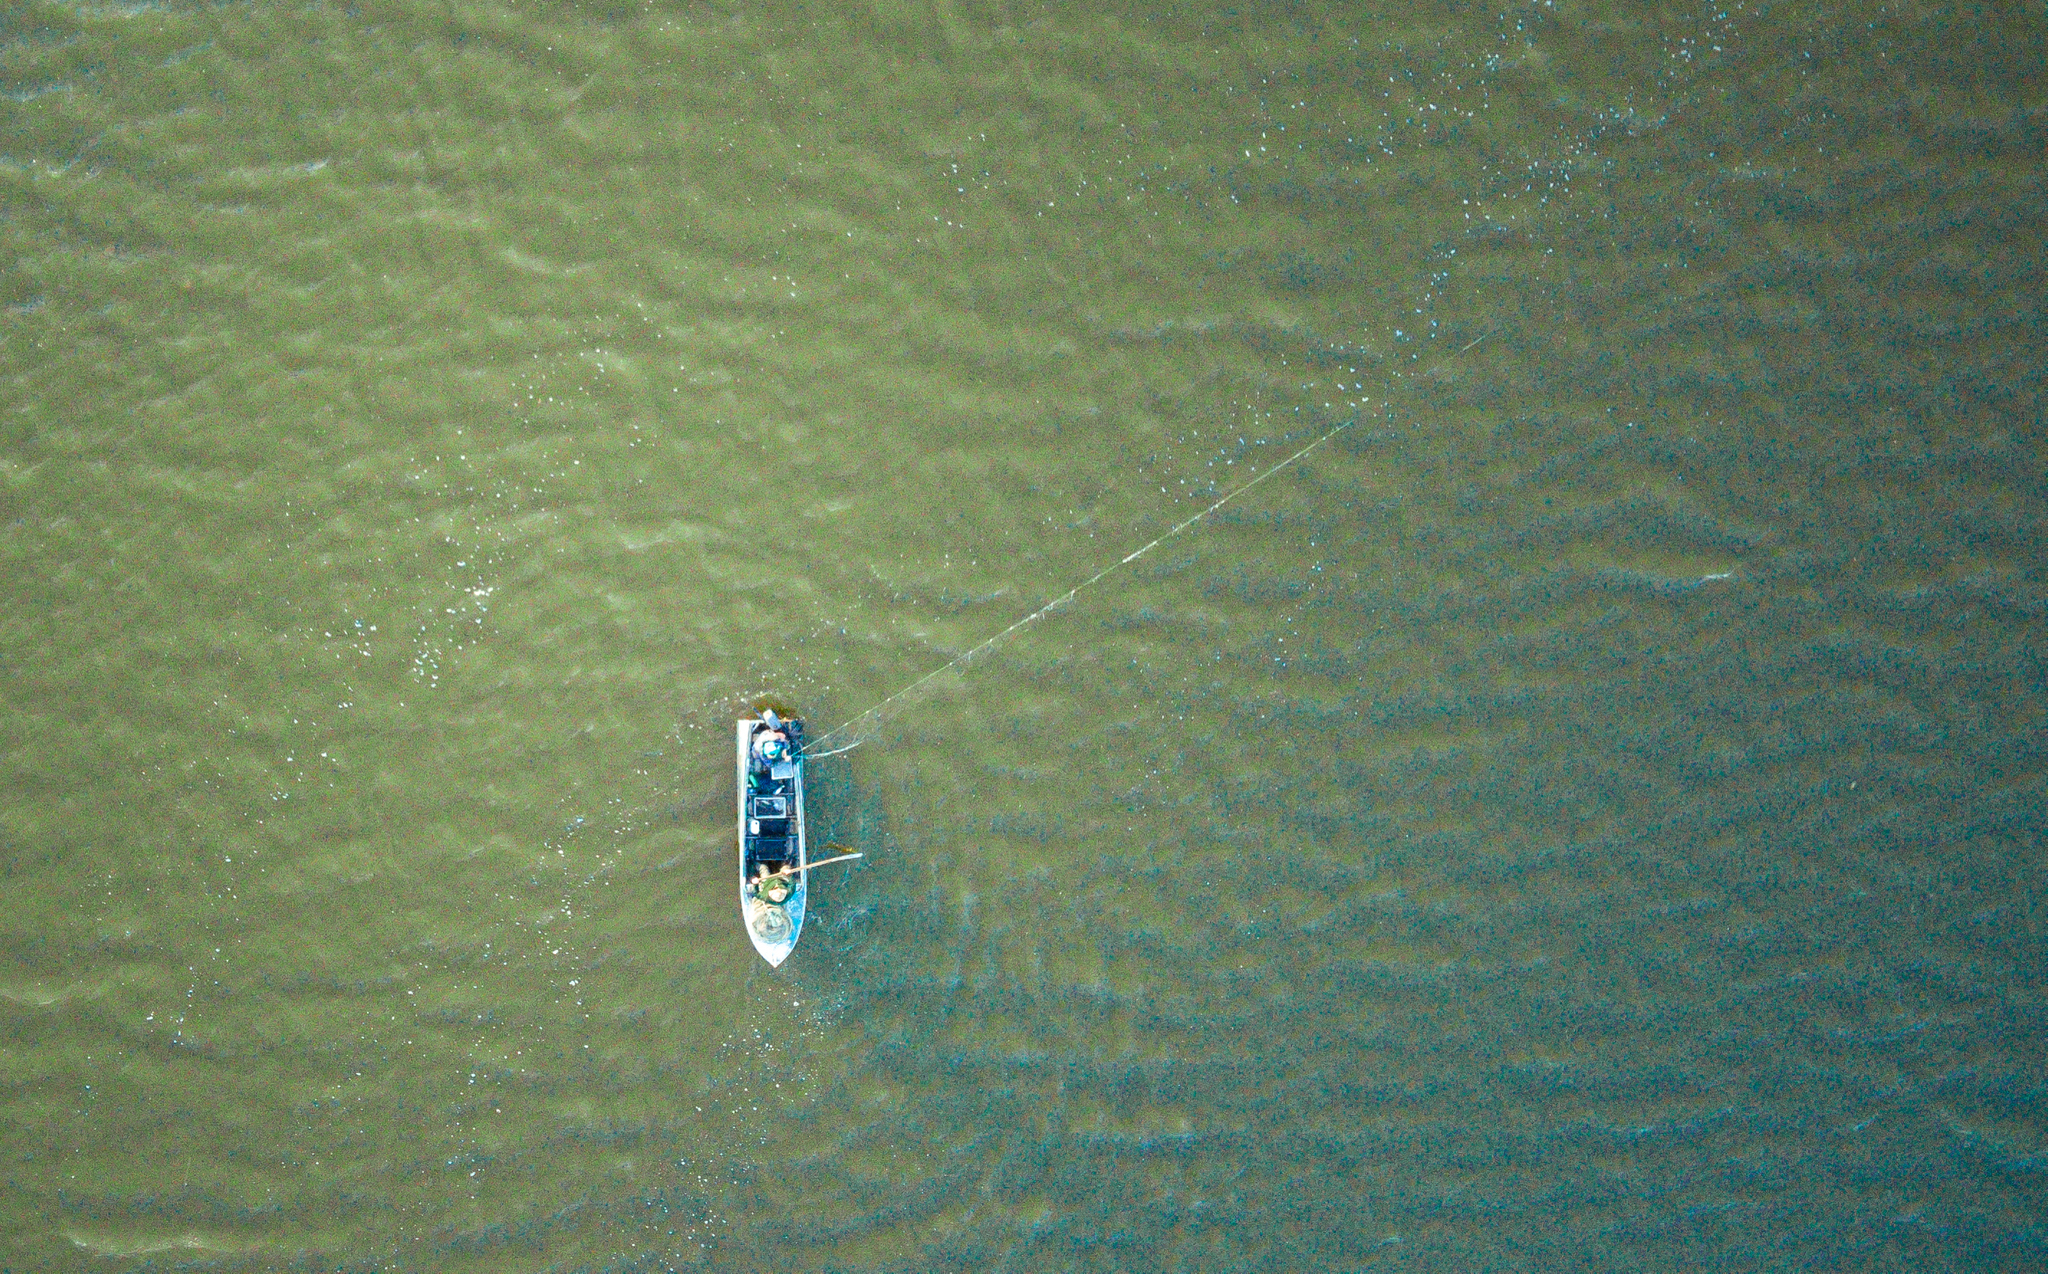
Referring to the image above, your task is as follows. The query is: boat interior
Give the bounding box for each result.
[744,720,803,880]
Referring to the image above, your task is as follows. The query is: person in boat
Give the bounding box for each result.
[753,729,790,768]
[752,861,793,904]
[751,711,792,773]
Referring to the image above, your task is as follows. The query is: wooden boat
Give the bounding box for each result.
[737,710,808,966]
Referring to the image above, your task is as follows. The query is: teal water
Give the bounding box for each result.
[3,1,2044,1269]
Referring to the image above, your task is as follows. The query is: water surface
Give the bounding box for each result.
[2,1,2044,1269]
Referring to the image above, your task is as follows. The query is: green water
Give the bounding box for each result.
[3,1,2044,1269]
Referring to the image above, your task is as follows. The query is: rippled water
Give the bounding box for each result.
[3,1,2044,1270]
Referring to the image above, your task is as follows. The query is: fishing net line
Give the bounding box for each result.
[807,415,1359,753]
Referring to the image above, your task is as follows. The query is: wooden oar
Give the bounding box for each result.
[760,851,864,881]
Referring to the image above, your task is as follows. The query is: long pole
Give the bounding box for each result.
[760,851,864,880]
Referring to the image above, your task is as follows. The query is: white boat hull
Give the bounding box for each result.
[737,717,807,966]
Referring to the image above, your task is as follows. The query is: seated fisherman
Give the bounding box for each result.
[752,712,792,772]
[753,860,793,903]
